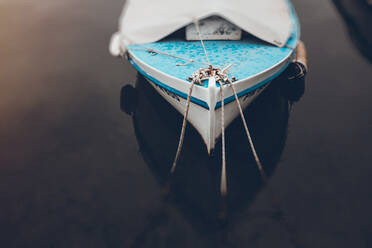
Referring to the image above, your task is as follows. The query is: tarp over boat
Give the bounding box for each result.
[110,0,293,56]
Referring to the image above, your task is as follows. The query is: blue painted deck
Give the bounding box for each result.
[129,37,297,88]
[127,1,300,109]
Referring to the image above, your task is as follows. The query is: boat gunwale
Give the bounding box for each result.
[127,46,296,110]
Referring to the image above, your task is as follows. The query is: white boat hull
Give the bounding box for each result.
[146,77,268,154]
[127,41,295,153]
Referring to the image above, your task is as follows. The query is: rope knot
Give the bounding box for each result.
[187,66,238,86]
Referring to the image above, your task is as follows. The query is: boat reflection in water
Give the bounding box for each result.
[120,70,304,228]
[333,0,372,62]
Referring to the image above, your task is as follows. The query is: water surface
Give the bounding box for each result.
[0,0,371,247]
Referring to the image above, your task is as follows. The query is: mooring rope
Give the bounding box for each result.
[226,79,303,246]
[220,83,227,197]
[193,19,212,66]
[131,47,209,67]
[132,18,215,70]
[170,81,196,174]
[227,81,268,182]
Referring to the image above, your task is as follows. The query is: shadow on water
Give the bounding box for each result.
[120,70,305,235]
[333,0,372,62]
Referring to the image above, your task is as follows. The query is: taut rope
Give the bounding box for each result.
[170,81,196,174]
[193,19,212,66]
[227,80,268,182]
[220,83,227,197]
[131,47,209,67]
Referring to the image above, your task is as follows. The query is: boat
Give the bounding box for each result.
[119,73,297,224]
[109,0,302,155]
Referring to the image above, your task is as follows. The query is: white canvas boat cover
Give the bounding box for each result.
[110,0,293,56]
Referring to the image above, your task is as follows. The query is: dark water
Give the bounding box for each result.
[1,0,371,247]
